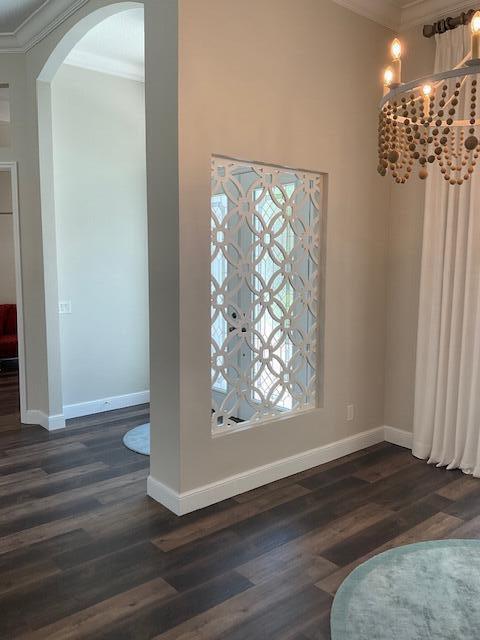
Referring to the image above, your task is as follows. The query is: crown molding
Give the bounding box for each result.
[331,0,480,33]
[3,0,402,51]
[0,0,477,54]
[0,0,88,53]
[64,50,144,82]
[400,0,480,31]
[331,0,402,30]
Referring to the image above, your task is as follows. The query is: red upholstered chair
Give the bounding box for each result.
[0,305,18,359]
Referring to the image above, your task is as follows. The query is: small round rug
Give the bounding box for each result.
[331,539,480,639]
[123,423,150,456]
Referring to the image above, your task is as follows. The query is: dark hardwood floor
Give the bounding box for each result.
[1,371,480,638]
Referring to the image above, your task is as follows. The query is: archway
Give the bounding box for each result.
[37,2,145,428]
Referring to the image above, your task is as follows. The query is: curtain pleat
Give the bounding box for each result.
[412,27,480,476]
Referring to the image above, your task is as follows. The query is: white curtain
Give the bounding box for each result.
[413,26,480,476]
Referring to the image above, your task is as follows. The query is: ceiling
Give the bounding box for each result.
[63,9,144,82]
[0,0,47,34]
[0,0,478,51]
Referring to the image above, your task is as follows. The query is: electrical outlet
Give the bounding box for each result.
[346,403,355,422]
[58,301,72,314]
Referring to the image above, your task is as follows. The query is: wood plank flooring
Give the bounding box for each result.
[1,371,480,638]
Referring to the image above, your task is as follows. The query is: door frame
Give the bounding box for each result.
[0,162,27,421]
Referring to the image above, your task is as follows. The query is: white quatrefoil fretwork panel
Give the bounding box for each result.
[211,156,322,432]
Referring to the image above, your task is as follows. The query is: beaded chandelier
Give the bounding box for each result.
[379,11,480,185]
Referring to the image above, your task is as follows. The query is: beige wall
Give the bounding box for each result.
[144,0,180,493]
[0,124,10,148]
[0,85,10,147]
[0,169,11,212]
[0,216,15,304]
[51,64,149,408]
[176,0,392,491]
[384,26,435,433]
[0,0,433,504]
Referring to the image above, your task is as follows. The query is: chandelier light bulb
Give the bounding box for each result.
[384,67,394,86]
[389,39,402,84]
[422,84,432,97]
[471,11,480,34]
[472,11,480,60]
[391,38,402,60]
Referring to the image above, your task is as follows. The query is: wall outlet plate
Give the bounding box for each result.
[58,301,72,314]
[346,403,355,421]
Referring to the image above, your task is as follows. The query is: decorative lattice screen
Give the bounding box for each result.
[211,156,322,431]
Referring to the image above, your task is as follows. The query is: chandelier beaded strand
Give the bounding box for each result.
[378,12,480,186]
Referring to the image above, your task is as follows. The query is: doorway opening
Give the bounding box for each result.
[37,3,148,428]
[0,163,27,428]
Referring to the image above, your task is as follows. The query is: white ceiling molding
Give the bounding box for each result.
[400,0,480,31]
[0,0,88,53]
[331,0,402,31]
[64,50,144,82]
[0,0,478,53]
[331,0,480,32]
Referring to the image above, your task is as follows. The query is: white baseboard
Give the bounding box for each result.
[147,425,385,516]
[23,410,66,431]
[384,425,413,449]
[63,390,150,420]
[21,391,149,430]
[147,477,183,515]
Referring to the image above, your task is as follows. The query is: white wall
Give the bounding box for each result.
[0,170,15,303]
[51,63,149,408]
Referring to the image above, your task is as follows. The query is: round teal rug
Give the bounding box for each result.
[331,540,480,639]
[122,423,150,456]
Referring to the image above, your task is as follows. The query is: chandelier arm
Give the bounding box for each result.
[385,116,480,128]
[402,73,468,109]
[380,62,480,109]
[383,75,472,126]
[454,52,472,70]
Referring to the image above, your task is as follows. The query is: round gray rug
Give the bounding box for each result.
[122,423,150,456]
[331,539,480,639]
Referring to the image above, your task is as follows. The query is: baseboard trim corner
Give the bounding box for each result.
[147,476,183,515]
[384,425,413,449]
[48,414,66,430]
[23,410,66,431]
[148,425,385,516]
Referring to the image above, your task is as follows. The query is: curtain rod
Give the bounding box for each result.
[423,9,477,38]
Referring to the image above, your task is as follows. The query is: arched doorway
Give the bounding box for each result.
[37,2,147,428]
